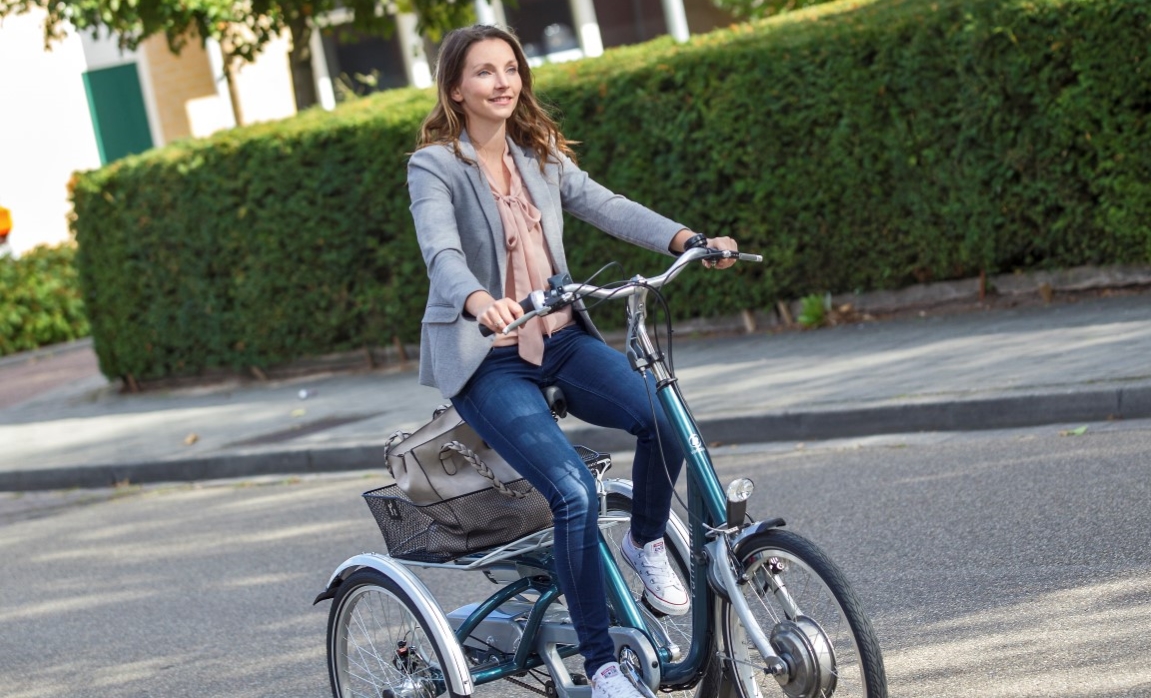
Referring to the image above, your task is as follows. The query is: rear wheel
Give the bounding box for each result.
[721,529,887,698]
[327,568,465,697]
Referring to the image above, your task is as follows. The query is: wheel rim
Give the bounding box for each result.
[333,583,443,698]
[727,548,869,698]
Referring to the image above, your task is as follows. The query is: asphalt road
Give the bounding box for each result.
[2,419,1149,697]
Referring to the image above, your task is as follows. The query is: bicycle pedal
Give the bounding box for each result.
[640,594,668,619]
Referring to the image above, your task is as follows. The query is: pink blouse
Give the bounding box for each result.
[479,144,574,364]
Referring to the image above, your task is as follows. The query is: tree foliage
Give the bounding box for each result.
[0,0,473,110]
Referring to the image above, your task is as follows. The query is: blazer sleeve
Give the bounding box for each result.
[554,152,685,255]
[408,147,486,314]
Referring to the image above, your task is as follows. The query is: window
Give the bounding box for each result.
[321,24,408,99]
[502,0,581,62]
[592,0,669,49]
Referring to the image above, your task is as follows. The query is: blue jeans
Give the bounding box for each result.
[451,324,684,674]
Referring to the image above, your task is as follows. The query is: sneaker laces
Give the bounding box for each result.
[630,538,674,580]
[622,534,688,613]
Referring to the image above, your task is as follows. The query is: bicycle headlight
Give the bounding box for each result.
[725,478,754,528]
[726,478,754,503]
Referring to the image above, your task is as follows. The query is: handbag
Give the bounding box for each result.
[367,404,554,561]
[384,404,534,505]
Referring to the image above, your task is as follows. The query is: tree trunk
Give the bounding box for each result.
[288,17,318,111]
[222,56,245,126]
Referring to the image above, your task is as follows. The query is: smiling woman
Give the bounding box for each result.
[405,23,740,698]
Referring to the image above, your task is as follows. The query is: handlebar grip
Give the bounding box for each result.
[479,297,537,337]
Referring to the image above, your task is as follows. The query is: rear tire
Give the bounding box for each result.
[721,529,887,698]
[327,568,467,697]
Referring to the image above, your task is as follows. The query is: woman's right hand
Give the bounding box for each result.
[467,292,525,334]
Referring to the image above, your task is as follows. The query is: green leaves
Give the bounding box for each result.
[71,91,433,380]
[1,0,475,110]
[0,244,91,357]
[65,0,1151,381]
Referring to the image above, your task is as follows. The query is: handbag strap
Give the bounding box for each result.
[440,440,527,499]
[382,430,412,476]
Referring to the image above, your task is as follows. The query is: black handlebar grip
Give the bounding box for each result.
[479,297,537,337]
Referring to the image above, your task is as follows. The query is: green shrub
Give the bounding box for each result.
[797,293,829,328]
[70,0,1151,382]
[713,0,837,22]
[0,244,90,357]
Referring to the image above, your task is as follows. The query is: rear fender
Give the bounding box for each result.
[317,553,474,697]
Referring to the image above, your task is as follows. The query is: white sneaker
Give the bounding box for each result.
[620,533,689,616]
[591,662,645,698]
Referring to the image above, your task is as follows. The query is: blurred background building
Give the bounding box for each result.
[0,0,731,255]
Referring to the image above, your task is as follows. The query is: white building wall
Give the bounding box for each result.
[231,33,297,125]
[0,13,297,256]
[0,10,103,255]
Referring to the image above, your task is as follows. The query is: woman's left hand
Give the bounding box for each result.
[704,236,739,270]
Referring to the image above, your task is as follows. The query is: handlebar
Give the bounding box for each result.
[479,296,543,337]
[481,247,763,337]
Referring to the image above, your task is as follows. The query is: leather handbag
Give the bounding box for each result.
[384,404,535,505]
[372,404,554,560]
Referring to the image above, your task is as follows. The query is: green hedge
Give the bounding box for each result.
[71,0,1151,382]
[0,244,90,357]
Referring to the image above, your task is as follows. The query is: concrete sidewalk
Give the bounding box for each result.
[3,290,1151,491]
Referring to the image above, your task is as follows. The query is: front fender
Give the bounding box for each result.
[317,553,474,697]
[730,517,786,552]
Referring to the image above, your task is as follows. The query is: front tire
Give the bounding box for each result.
[721,529,887,698]
[327,568,466,698]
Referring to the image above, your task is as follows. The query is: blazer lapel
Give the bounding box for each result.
[458,132,507,287]
[510,140,567,273]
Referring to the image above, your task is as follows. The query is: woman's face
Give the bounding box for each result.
[451,38,522,131]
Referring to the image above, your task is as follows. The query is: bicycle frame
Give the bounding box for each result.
[322,248,788,697]
[613,264,786,687]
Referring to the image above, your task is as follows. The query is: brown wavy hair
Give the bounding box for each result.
[416,24,576,170]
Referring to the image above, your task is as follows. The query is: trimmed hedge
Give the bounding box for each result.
[0,244,90,357]
[71,0,1151,382]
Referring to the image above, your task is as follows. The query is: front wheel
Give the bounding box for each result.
[327,568,465,698]
[721,529,887,698]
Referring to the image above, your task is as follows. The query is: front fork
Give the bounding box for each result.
[706,532,789,678]
[624,287,791,681]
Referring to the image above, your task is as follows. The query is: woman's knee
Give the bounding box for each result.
[548,469,598,523]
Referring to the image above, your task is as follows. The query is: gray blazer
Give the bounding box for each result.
[408,133,685,399]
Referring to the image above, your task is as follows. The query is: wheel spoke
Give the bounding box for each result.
[722,529,887,698]
[327,570,448,698]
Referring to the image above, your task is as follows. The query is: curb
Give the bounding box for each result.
[0,444,386,492]
[6,385,1150,492]
[564,384,1151,451]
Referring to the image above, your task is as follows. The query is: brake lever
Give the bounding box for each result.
[499,310,539,335]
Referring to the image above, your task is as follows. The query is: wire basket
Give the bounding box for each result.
[364,479,553,563]
[364,445,610,563]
